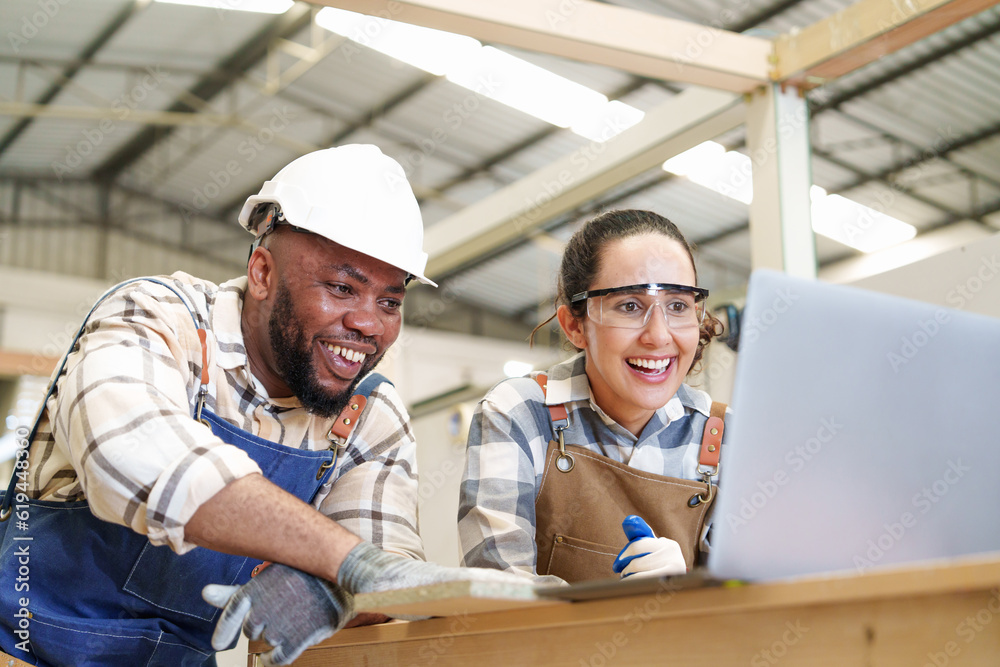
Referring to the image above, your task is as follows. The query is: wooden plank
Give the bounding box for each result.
[351,579,561,617]
[0,649,35,667]
[287,589,1000,666]
[0,349,59,378]
[309,0,772,92]
[248,581,560,658]
[773,0,998,87]
[250,558,1000,665]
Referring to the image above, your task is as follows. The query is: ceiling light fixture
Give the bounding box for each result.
[662,142,916,253]
[155,0,294,13]
[315,7,644,142]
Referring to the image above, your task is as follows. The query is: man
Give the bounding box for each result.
[0,145,518,666]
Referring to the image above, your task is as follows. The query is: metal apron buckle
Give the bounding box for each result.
[555,429,574,473]
[688,463,719,507]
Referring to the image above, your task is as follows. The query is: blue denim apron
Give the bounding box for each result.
[0,278,387,666]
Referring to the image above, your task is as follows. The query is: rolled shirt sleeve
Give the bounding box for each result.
[458,379,557,583]
[44,284,262,554]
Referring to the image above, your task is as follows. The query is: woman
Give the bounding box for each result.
[457,209,729,584]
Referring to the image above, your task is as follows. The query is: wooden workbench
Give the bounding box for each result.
[249,557,1000,666]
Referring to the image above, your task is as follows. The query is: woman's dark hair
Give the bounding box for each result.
[531,209,723,372]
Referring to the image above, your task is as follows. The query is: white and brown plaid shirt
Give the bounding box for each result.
[24,272,424,559]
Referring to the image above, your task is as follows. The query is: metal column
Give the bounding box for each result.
[746,82,816,278]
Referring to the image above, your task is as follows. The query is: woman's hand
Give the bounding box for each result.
[612,515,687,579]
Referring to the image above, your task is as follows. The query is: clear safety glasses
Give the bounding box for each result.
[571,283,709,330]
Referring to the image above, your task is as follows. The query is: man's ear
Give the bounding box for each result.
[246,245,275,302]
[556,305,588,350]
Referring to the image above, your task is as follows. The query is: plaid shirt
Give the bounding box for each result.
[24,272,424,559]
[458,351,728,582]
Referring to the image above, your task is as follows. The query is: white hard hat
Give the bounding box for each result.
[239,144,436,286]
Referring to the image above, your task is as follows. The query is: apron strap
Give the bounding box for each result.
[328,373,392,441]
[534,373,575,472]
[691,401,727,506]
[329,397,369,441]
[698,401,726,470]
[533,374,568,431]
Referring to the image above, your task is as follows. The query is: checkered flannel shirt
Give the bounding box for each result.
[23,272,424,559]
[458,351,729,582]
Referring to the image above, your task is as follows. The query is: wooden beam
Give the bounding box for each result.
[773,0,997,87]
[308,0,772,92]
[0,350,59,378]
[421,87,745,280]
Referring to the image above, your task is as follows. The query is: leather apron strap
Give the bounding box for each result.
[532,373,726,583]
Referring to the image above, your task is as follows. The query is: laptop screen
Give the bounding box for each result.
[707,269,1000,582]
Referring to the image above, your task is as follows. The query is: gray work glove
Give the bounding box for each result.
[203,563,353,667]
[338,541,527,602]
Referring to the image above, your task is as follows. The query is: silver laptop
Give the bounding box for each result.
[707,268,1000,582]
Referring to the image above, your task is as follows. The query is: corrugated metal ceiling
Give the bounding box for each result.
[0,0,998,324]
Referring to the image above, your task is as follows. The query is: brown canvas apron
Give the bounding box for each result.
[532,374,726,583]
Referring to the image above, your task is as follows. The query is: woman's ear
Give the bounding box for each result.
[556,305,588,350]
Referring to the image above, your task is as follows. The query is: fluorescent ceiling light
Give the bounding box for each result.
[503,360,534,378]
[316,7,480,76]
[809,186,917,253]
[662,142,916,253]
[447,46,608,129]
[572,99,646,143]
[315,8,643,142]
[662,141,752,204]
[156,0,293,13]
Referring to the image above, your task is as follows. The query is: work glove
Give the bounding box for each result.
[611,515,687,579]
[203,563,353,667]
[337,541,529,610]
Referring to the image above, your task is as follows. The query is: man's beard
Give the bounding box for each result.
[267,280,379,418]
